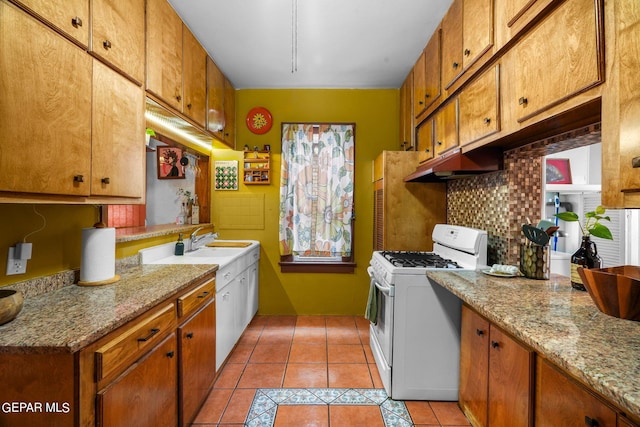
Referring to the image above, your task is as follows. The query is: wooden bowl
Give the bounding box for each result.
[0,289,24,325]
[578,266,640,321]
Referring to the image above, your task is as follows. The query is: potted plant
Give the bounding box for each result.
[555,205,613,291]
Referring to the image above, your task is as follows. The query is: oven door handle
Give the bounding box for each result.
[368,267,394,297]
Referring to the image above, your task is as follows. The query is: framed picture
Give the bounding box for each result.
[157,146,185,179]
[215,160,239,190]
[546,158,572,184]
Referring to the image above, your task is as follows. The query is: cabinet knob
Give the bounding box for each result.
[452,62,459,69]
[464,48,471,56]
[137,328,160,342]
[425,93,430,99]
[483,117,491,124]
[101,177,110,184]
[425,148,430,153]
[166,351,175,358]
[476,329,484,336]
[419,100,424,105]
[176,95,182,102]
[632,156,640,168]
[187,103,192,109]
[71,16,83,27]
[519,97,528,106]
[491,341,500,349]
[73,175,84,183]
[103,40,112,50]
[437,141,443,146]
[584,416,599,427]
[186,332,194,339]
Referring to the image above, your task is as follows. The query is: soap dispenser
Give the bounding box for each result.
[175,233,185,256]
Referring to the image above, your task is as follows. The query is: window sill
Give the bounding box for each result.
[279,261,357,274]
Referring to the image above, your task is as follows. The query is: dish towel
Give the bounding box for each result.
[364,279,378,324]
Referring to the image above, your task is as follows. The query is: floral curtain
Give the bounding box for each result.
[279,123,355,257]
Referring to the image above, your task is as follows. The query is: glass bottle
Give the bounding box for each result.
[175,233,184,256]
[191,195,200,225]
[570,236,601,291]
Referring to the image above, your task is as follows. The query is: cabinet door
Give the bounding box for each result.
[247,263,259,323]
[91,0,145,84]
[535,357,616,427]
[459,305,490,427]
[510,0,604,123]
[216,280,237,370]
[441,0,463,89]
[207,57,226,134]
[146,0,183,111]
[424,29,442,112]
[488,327,533,427]
[12,0,89,46]
[0,2,92,196]
[462,0,493,69]
[458,65,500,146]
[434,100,458,156]
[416,118,434,163]
[97,333,178,427]
[92,60,145,198]
[179,302,216,427]
[399,71,413,150]
[413,50,427,117]
[183,26,207,127]
[222,77,236,148]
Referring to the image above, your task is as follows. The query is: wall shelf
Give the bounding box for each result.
[243,150,270,184]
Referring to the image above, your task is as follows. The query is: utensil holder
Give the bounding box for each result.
[520,243,551,280]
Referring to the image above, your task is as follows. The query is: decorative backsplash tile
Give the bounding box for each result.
[447,123,601,265]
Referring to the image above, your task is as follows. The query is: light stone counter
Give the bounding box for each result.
[0,264,217,354]
[426,271,640,421]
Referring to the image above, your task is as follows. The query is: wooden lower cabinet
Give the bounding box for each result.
[179,302,216,427]
[535,356,616,427]
[97,333,179,427]
[459,304,533,427]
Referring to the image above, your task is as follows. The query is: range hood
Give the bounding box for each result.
[404,148,503,182]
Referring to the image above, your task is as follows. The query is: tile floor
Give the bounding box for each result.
[192,315,471,427]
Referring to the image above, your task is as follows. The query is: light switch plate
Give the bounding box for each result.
[6,247,27,275]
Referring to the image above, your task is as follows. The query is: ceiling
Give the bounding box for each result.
[167,0,453,89]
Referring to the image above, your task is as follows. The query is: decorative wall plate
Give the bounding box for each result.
[246,107,273,134]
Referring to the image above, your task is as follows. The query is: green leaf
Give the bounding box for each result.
[590,223,614,240]
[554,212,579,222]
[594,205,606,215]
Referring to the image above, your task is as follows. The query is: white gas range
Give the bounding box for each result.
[367,224,487,400]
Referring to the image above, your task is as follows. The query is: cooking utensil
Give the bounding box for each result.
[522,224,550,246]
[537,219,555,231]
[545,226,560,236]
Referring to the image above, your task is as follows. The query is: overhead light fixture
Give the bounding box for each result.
[291,0,298,73]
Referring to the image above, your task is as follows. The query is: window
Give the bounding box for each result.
[279,123,356,273]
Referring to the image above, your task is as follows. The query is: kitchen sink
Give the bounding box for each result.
[185,247,245,258]
[139,240,258,266]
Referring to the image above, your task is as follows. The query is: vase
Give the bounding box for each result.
[570,236,601,291]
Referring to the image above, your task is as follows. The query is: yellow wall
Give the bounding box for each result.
[0,204,97,287]
[212,89,400,315]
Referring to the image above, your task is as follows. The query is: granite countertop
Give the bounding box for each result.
[426,270,640,420]
[0,264,217,354]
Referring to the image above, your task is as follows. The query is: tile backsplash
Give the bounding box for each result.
[447,123,602,265]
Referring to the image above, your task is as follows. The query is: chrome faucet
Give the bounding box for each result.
[187,227,217,252]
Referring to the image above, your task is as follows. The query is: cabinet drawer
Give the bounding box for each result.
[95,303,176,381]
[217,262,239,291]
[177,277,215,318]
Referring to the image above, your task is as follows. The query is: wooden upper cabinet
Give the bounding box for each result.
[12,0,89,47]
[494,0,555,48]
[508,0,604,123]
[416,118,434,163]
[462,0,494,69]
[0,1,92,197]
[90,0,145,84]
[535,356,616,427]
[434,99,458,156]
[441,0,463,89]
[413,50,427,117]
[414,30,442,119]
[222,76,236,148]
[458,64,500,146]
[183,25,207,127]
[92,60,145,199]
[146,0,183,111]
[207,57,226,134]
[399,71,414,150]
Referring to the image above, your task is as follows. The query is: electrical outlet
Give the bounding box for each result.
[6,247,27,275]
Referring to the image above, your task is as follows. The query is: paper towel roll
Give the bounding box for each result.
[80,227,116,284]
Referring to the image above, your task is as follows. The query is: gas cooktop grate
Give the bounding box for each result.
[380,251,462,269]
